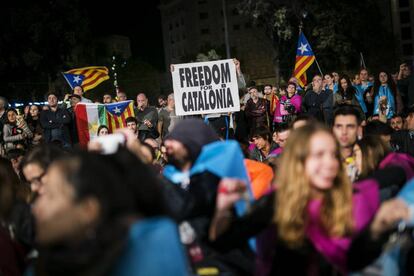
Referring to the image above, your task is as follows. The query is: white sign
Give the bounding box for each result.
[172,59,240,116]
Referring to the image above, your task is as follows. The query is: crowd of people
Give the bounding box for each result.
[0,60,414,275]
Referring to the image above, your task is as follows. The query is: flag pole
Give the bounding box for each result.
[360,52,366,69]
[314,57,324,76]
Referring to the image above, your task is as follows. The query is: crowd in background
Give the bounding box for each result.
[0,60,414,275]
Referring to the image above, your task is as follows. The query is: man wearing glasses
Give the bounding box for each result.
[21,145,64,199]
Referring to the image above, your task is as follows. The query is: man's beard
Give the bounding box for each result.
[166,153,190,171]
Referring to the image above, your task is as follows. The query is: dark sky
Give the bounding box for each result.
[85,0,164,70]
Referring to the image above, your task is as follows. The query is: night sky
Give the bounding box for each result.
[85,0,164,70]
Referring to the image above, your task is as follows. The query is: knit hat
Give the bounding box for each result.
[166,119,219,163]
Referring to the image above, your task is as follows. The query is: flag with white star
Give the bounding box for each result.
[75,100,135,146]
[293,32,315,88]
[62,66,109,92]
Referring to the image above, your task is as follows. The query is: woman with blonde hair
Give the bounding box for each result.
[209,123,410,275]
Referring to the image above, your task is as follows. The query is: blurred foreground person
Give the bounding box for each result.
[162,119,254,275]
[0,157,33,275]
[209,124,410,275]
[29,148,188,276]
[21,145,65,199]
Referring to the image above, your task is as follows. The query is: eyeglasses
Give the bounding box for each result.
[26,171,46,186]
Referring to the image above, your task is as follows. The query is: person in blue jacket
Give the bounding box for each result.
[353,68,373,115]
[372,71,396,119]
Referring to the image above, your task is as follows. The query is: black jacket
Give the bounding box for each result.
[162,171,254,275]
[40,107,72,145]
[391,130,414,156]
[302,89,331,123]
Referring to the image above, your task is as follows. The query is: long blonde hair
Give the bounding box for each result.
[274,124,353,247]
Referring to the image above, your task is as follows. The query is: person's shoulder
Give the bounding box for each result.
[158,107,168,115]
[147,106,158,114]
[81,97,92,103]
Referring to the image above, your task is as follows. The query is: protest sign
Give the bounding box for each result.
[172,59,240,116]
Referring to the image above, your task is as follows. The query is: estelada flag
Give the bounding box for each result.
[293,32,315,88]
[75,100,135,146]
[62,66,109,92]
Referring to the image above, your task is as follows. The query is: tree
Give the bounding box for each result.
[0,0,91,101]
[237,0,397,82]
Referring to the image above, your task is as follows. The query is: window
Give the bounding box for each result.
[198,0,207,4]
[401,27,412,40]
[169,23,173,30]
[399,0,409,8]
[400,11,411,24]
[233,24,240,31]
[201,28,210,35]
[245,22,252,29]
[232,8,239,16]
[402,43,413,55]
[199,12,208,20]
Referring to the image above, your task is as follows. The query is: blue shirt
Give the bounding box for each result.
[353,82,372,113]
[373,85,395,119]
[112,217,189,276]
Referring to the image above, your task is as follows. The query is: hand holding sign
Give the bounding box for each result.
[233,58,241,75]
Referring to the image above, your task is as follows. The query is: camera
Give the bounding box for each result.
[92,133,126,154]
[284,103,296,114]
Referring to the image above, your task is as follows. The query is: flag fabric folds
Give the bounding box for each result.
[62,66,109,92]
[105,101,135,133]
[293,32,315,88]
[75,100,135,146]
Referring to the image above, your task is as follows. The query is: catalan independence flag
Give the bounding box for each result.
[62,66,109,92]
[75,101,135,146]
[105,101,135,133]
[293,32,315,88]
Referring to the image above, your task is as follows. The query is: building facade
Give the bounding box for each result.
[159,0,278,86]
[390,0,414,63]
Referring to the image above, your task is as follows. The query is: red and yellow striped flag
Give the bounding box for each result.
[293,32,315,88]
[75,101,135,146]
[105,100,135,133]
[63,66,109,92]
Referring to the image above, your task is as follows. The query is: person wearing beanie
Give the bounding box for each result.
[164,119,219,166]
[162,119,254,275]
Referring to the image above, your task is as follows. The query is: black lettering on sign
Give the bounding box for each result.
[209,90,216,109]
[192,91,198,110]
[216,88,223,109]
[204,66,212,85]
[198,91,204,110]
[203,90,210,110]
[179,61,232,88]
[212,65,220,85]
[226,87,234,107]
[220,63,231,83]
[182,87,235,112]
[182,92,187,111]
[191,67,199,86]
[197,66,204,86]
[187,92,194,111]
[179,68,186,88]
[185,68,193,87]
